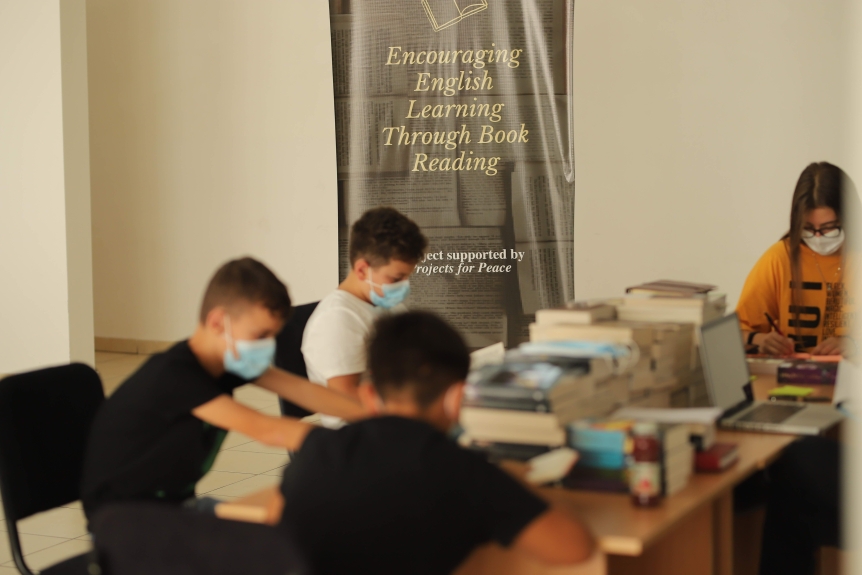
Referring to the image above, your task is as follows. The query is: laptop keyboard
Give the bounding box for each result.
[736,403,804,424]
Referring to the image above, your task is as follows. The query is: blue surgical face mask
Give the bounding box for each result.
[367,269,410,309]
[222,316,275,380]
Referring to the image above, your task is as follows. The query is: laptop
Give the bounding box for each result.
[833,359,858,414]
[699,313,843,435]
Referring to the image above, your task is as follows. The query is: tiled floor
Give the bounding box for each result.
[0,352,292,572]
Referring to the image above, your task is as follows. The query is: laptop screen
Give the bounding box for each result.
[699,313,750,410]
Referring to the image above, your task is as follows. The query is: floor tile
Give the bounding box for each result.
[221,432,254,450]
[7,538,92,571]
[196,471,255,495]
[0,532,69,565]
[95,355,149,381]
[16,507,88,539]
[210,451,289,475]
[101,375,128,396]
[0,566,20,574]
[227,440,289,456]
[234,385,279,403]
[94,352,133,365]
[206,475,281,497]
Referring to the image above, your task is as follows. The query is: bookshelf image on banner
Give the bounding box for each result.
[330,0,576,347]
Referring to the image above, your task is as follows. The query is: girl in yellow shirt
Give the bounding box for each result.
[737,162,856,357]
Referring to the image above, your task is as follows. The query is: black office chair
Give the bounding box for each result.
[91,503,309,575]
[275,301,320,419]
[0,363,105,575]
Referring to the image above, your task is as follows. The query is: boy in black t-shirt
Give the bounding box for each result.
[81,257,364,519]
[255,311,595,575]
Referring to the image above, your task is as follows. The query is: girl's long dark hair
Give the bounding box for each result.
[781,162,848,340]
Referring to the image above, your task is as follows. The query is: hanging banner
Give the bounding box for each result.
[331,0,575,347]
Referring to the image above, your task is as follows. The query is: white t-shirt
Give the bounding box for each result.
[302,289,394,428]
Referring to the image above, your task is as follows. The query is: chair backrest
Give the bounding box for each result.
[275,301,319,419]
[91,503,309,575]
[0,363,104,521]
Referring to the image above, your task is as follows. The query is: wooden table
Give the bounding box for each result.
[217,430,797,575]
[543,430,796,575]
[751,373,834,402]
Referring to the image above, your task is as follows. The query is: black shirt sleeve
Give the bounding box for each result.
[436,442,550,547]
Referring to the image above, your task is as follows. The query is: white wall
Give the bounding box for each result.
[0,0,94,374]
[87,0,338,342]
[572,1,849,308]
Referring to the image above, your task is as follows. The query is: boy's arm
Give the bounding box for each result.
[192,395,313,452]
[254,367,366,421]
[511,507,596,565]
[327,373,362,398]
[496,461,596,565]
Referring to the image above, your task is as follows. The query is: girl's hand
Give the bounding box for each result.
[811,337,853,357]
[757,331,795,356]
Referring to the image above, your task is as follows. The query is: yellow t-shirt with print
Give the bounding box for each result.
[736,239,853,350]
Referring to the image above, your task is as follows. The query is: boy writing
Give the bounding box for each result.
[302,207,427,427]
[81,257,364,519]
[260,311,595,574]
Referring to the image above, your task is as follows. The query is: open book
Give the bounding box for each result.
[422,0,488,32]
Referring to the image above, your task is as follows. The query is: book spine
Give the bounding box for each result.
[461,398,553,412]
[568,428,627,452]
[777,365,837,385]
[577,450,629,470]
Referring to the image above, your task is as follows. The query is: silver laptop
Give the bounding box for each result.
[699,313,843,435]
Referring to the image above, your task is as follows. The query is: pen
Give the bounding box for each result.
[764,312,784,336]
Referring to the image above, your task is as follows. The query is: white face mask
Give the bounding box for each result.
[804,230,845,256]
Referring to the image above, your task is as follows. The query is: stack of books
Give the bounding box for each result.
[612,406,737,473]
[460,356,624,458]
[617,280,726,407]
[624,280,717,298]
[563,419,694,495]
[660,423,694,495]
[617,292,726,326]
[529,318,694,409]
[564,420,633,492]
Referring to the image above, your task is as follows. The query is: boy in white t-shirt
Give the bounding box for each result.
[302,207,427,427]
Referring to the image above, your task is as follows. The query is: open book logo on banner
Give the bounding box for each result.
[422,0,488,32]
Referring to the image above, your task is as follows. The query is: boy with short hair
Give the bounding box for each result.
[81,257,364,519]
[301,207,427,426]
[263,311,595,574]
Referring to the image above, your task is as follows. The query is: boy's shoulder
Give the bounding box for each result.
[306,290,377,332]
[113,340,227,398]
[303,417,487,476]
[316,289,374,315]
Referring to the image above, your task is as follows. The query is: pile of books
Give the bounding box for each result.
[613,406,739,473]
[564,420,632,492]
[618,280,726,407]
[460,353,629,459]
[563,418,694,495]
[618,280,726,327]
[530,311,697,409]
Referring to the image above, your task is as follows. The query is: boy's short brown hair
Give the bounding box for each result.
[199,257,292,323]
[368,311,469,408]
[349,207,427,266]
